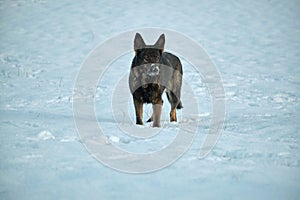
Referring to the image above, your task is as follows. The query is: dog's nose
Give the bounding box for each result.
[147,64,160,76]
[150,64,159,73]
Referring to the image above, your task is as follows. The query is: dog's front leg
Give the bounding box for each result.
[133,97,143,125]
[152,99,163,127]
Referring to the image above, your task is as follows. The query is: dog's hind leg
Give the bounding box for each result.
[146,115,153,123]
[170,108,177,122]
[166,91,182,122]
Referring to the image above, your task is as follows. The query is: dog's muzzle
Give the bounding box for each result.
[147,64,160,76]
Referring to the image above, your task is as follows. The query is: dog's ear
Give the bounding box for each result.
[134,33,146,51]
[154,34,165,51]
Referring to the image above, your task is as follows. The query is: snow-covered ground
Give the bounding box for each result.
[1,0,299,199]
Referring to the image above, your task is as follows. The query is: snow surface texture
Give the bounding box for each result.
[0,0,299,199]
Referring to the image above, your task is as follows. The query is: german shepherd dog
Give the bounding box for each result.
[129,33,183,127]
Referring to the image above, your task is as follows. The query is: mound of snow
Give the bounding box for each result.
[109,135,120,143]
[37,130,55,140]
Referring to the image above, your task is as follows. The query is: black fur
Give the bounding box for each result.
[129,33,183,127]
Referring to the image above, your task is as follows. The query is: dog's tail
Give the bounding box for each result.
[177,101,183,109]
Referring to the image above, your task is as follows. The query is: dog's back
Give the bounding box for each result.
[161,52,183,109]
[162,52,183,75]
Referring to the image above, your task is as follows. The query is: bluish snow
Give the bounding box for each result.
[0,0,299,199]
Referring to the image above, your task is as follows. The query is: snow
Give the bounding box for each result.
[26,130,55,141]
[1,0,300,199]
[37,130,55,140]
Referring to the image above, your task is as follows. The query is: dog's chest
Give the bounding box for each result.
[129,64,165,103]
[130,63,162,88]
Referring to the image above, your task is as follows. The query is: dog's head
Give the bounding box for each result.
[133,33,165,76]
[134,33,165,61]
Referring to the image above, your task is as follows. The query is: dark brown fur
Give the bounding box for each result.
[129,33,183,127]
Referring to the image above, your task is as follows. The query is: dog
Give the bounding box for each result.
[129,33,183,127]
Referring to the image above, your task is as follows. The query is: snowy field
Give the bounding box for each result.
[1,0,300,199]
